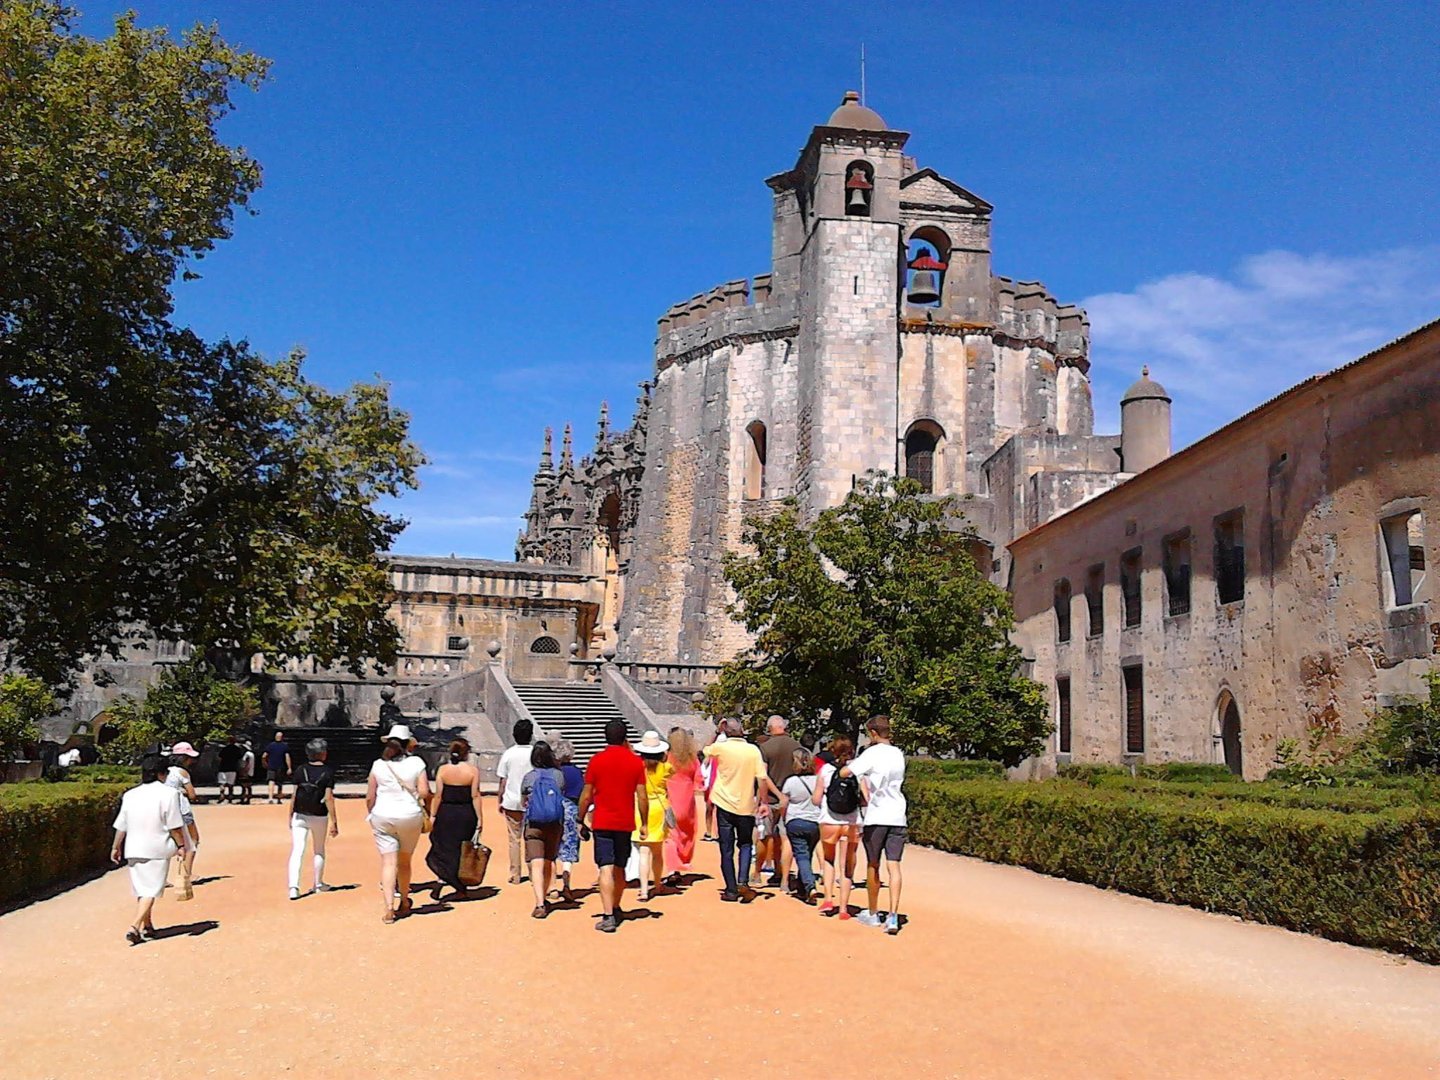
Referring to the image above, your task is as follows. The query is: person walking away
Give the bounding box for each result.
[552,738,584,901]
[663,728,703,883]
[701,720,724,840]
[575,719,648,933]
[165,743,201,901]
[365,724,431,924]
[263,732,292,804]
[814,735,862,919]
[757,715,800,888]
[779,747,821,903]
[520,740,567,918]
[630,731,673,902]
[111,754,187,944]
[288,738,338,900]
[425,738,484,902]
[238,741,256,804]
[495,719,535,885]
[844,715,908,934]
[216,736,244,803]
[701,719,779,903]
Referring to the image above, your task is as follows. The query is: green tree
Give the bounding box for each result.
[0,673,54,760]
[100,657,257,763]
[703,472,1050,765]
[0,4,422,683]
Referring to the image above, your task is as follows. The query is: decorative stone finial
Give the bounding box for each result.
[560,423,573,469]
[485,640,501,658]
[1142,365,1150,377]
[601,646,616,662]
[539,426,554,472]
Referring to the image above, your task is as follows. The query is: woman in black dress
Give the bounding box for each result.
[425,739,484,900]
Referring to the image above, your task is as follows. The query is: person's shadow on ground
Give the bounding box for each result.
[148,920,219,941]
[612,906,662,924]
[190,876,232,887]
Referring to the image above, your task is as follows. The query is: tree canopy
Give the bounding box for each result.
[702,472,1050,765]
[1,3,422,684]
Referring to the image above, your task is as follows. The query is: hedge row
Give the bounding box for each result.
[0,783,127,907]
[907,777,1440,962]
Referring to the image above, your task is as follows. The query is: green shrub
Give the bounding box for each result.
[0,674,54,761]
[906,777,1440,961]
[0,782,128,907]
[1056,762,1131,784]
[1366,671,1440,773]
[64,764,140,785]
[1136,762,1237,784]
[906,758,1005,781]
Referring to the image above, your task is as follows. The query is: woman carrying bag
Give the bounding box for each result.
[366,724,431,924]
[426,738,484,902]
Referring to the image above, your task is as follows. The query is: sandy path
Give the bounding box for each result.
[3,793,1439,1079]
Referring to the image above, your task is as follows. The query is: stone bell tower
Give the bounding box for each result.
[768,91,911,515]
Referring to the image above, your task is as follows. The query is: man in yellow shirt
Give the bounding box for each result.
[701,719,780,902]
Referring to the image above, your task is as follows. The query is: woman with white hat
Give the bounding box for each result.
[630,730,673,903]
[165,741,201,901]
[365,724,431,924]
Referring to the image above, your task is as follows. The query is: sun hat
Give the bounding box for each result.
[169,741,199,758]
[634,729,669,755]
[382,724,415,744]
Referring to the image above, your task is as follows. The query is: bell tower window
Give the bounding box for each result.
[845,161,874,217]
[903,420,945,494]
[744,421,767,500]
[906,227,951,307]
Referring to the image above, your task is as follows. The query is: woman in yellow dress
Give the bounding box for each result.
[632,730,673,902]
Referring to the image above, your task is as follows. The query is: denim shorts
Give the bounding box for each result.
[593,829,632,869]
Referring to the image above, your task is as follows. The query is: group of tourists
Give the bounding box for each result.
[110,713,906,943]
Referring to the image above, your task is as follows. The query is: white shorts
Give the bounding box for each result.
[217,771,237,785]
[127,856,170,898]
[369,813,422,855]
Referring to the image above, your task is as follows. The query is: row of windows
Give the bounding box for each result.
[1055,667,1145,755]
[739,419,946,500]
[1054,510,1246,643]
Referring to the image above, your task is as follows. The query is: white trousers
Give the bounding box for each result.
[288,813,329,890]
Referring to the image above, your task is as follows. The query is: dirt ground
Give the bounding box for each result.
[3,791,1440,1079]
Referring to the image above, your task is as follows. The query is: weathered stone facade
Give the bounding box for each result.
[520,92,1128,663]
[1010,320,1440,779]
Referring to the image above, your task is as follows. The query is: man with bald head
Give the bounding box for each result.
[757,715,801,889]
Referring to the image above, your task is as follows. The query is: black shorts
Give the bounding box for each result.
[593,829,632,869]
[267,768,285,782]
[862,824,907,863]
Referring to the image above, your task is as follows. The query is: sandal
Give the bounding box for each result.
[397,897,413,917]
[531,904,548,919]
[382,909,396,925]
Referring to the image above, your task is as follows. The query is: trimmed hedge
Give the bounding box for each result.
[0,782,127,907]
[907,777,1440,962]
[64,765,140,785]
[906,759,1005,781]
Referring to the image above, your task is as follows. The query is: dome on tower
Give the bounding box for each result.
[827,90,887,131]
[1122,366,1171,403]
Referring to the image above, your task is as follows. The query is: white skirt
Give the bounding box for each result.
[126,857,169,899]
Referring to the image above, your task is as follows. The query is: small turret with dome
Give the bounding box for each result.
[826,89,888,131]
[1120,366,1173,474]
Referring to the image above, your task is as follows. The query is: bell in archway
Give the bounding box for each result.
[908,269,941,305]
[848,187,869,212]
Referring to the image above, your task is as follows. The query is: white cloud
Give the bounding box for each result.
[1084,247,1440,446]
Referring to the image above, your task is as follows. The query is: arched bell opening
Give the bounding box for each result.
[903,418,946,494]
[845,160,874,217]
[906,226,951,307]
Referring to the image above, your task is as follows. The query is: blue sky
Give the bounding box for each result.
[88,1,1440,558]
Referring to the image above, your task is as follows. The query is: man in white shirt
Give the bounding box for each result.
[111,755,187,945]
[843,715,907,934]
[495,718,536,885]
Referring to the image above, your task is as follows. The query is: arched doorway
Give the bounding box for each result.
[1218,692,1243,776]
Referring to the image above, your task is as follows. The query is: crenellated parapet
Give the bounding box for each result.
[991,276,1090,373]
[655,274,799,371]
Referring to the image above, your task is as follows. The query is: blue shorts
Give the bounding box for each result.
[593,829,632,869]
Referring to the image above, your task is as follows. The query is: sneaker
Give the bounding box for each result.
[766,874,784,888]
[596,914,618,933]
[855,911,883,927]
[886,914,900,935]
[818,901,835,916]
[838,910,853,921]
[719,890,740,903]
[315,883,335,893]
[288,887,300,901]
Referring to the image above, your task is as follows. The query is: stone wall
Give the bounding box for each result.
[1010,320,1440,778]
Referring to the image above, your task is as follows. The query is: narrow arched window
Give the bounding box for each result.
[904,420,945,494]
[1054,579,1072,643]
[744,421,767,500]
[906,227,951,308]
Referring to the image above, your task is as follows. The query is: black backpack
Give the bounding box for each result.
[293,764,330,817]
[825,767,862,816]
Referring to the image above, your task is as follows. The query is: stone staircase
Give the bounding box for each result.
[512,682,636,767]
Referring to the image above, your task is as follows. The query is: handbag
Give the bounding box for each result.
[385,760,432,834]
[459,829,491,887]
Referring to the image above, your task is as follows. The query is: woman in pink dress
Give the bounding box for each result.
[663,727,703,882]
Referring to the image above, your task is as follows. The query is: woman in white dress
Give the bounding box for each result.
[365,724,431,924]
[111,755,187,944]
[165,741,201,900]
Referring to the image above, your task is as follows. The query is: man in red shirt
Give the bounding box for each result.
[576,719,649,933]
